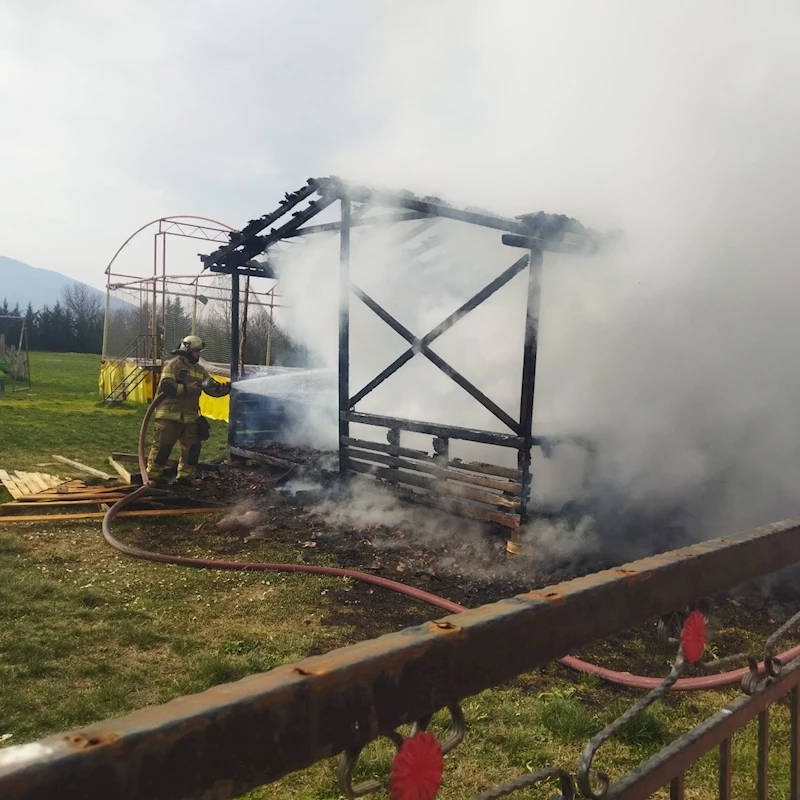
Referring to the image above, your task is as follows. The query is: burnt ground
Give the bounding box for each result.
[179,455,800,680]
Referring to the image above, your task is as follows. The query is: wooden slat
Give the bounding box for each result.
[447,458,522,480]
[27,473,51,493]
[51,455,114,480]
[108,457,132,485]
[16,487,138,502]
[378,480,521,531]
[341,437,432,460]
[0,507,222,524]
[0,470,23,500]
[13,472,39,496]
[344,446,523,495]
[348,459,522,509]
[228,446,295,470]
[0,499,128,514]
[54,480,88,494]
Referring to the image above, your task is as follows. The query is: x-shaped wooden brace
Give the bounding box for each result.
[348,254,530,434]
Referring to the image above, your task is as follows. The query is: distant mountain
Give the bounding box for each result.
[0,255,126,312]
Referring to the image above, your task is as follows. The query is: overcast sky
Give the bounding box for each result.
[0,0,385,287]
[2,1,798,291]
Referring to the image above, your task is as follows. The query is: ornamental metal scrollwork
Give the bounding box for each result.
[470,767,575,800]
[336,703,465,798]
[577,610,705,799]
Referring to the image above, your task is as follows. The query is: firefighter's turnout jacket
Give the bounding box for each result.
[155,354,211,422]
[147,355,229,480]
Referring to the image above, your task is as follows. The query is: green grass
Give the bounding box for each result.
[0,351,227,484]
[0,352,797,799]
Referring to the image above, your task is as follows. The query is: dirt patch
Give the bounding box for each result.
[173,457,800,679]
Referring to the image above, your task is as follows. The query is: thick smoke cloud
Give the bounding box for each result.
[264,1,800,561]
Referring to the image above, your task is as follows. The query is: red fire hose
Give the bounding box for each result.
[101,394,800,692]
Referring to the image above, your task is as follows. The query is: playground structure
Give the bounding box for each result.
[0,316,31,394]
[99,216,287,418]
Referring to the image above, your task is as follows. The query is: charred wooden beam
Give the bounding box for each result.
[202,181,318,268]
[348,255,530,410]
[447,459,522,481]
[344,411,524,449]
[344,446,522,496]
[350,283,520,433]
[285,211,430,238]
[347,458,521,510]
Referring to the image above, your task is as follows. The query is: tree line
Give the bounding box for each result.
[1,287,313,367]
[0,285,104,354]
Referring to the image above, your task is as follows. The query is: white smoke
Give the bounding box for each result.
[255,1,800,560]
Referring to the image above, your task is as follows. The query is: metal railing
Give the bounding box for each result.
[3,518,800,798]
[102,335,155,403]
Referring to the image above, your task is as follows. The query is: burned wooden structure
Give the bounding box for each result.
[202,177,611,549]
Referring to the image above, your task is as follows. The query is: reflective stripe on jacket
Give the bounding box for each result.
[154,355,208,422]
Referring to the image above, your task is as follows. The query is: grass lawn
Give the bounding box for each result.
[0,352,795,798]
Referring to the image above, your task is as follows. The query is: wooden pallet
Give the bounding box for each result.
[0,470,84,499]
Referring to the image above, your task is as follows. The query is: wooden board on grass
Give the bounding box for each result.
[0,507,221,523]
[0,470,23,500]
[52,455,114,481]
[108,457,132,484]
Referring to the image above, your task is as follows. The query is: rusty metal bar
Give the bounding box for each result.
[669,773,684,800]
[606,655,800,799]
[719,737,732,800]
[7,521,800,800]
[758,709,769,800]
[792,686,800,800]
[344,410,524,448]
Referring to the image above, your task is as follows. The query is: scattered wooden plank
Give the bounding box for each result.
[16,489,134,502]
[42,474,63,488]
[228,446,296,470]
[0,470,23,500]
[13,472,40,496]
[27,473,51,493]
[51,455,114,481]
[0,507,222,523]
[0,499,126,514]
[108,457,132,484]
[112,452,176,468]
[1,496,128,507]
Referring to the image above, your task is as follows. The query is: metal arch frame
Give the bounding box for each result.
[102,216,247,365]
[202,177,608,544]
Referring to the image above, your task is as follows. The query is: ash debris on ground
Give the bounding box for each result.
[200,453,616,605]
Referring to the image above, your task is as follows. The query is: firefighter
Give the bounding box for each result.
[147,335,231,488]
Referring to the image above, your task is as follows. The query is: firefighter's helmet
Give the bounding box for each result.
[178,335,206,353]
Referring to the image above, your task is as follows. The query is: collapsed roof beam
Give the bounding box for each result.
[201,179,319,271]
[285,210,431,238]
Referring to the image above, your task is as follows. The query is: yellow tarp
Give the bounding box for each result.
[99,362,154,405]
[99,364,230,422]
[199,392,230,422]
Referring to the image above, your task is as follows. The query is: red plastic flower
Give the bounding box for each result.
[681,610,706,663]
[389,731,444,800]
